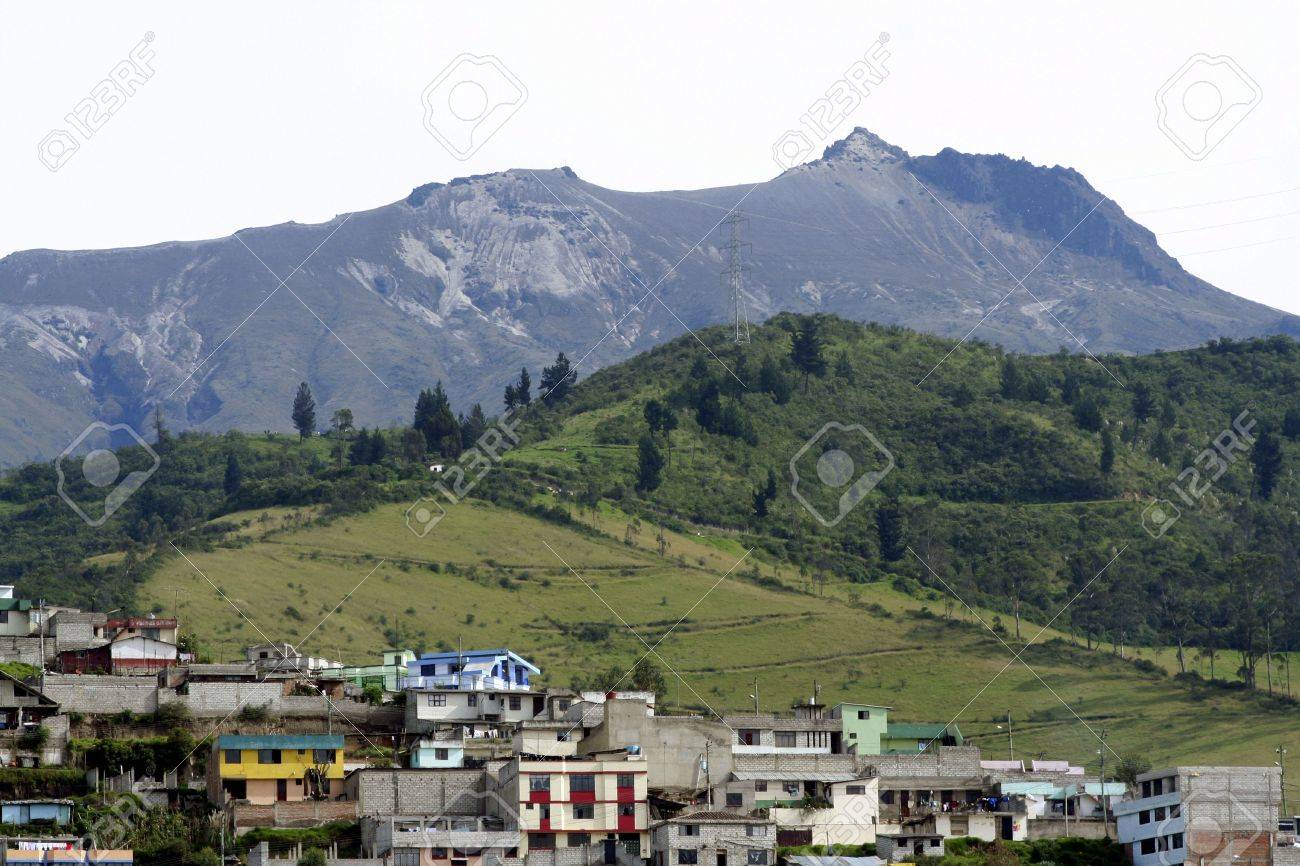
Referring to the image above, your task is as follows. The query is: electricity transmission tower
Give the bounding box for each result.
[720,210,751,344]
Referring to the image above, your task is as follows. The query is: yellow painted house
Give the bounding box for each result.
[208,734,345,805]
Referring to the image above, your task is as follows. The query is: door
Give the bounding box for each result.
[718,851,727,866]
[276,779,288,801]
[999,815,1013,840]
[901,791,911,818]
[603,840,617,864]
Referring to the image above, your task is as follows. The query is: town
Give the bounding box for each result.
[0,585,1290,866]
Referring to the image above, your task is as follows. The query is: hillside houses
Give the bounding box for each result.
[0,635,1289,866]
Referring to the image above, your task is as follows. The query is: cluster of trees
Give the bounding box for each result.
[503,352,576,410]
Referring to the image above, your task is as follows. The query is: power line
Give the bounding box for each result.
[1135,184,1300,215]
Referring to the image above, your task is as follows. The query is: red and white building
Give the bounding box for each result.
[57,633,178,675]
[495,751,650,859]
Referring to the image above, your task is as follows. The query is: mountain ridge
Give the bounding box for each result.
[2,127,1297,467]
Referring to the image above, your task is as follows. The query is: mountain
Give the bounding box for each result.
[3,127,1297,467]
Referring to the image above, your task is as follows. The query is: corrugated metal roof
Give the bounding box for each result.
[217,734,343,749]
[732,771,865,782]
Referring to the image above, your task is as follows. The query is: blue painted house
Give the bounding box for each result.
[402,648,539,691]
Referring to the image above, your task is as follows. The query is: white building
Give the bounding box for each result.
[1114,766,1280,866]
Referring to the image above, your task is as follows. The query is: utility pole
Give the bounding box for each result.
[1278,744,1289,816]
[38,598,46,693]
[1007,711,1014,761]
[1098,728,1110,835]
[753,678,759,716]
[720,211,751,344]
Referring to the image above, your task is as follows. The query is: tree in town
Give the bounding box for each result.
[291,382,316,439]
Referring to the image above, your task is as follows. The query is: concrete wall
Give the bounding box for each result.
[652,821,775,866]
[582,701,733,790]
[864,746,983,778]
[344,768,486,817]
[1026,818,1113,840]
[0,636,45,666]
[42,673,159,714]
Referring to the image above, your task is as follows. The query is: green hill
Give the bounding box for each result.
[4,314,1299,770]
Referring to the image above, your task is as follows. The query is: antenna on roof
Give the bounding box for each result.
[720,210,751,345]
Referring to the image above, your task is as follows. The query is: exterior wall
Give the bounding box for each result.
[164,680,285,715]
[230,800,361,833]
[877,835,944,862]
[864,746,983,778]
[1116,766,1280,866]
[724,715,837,756]
[412,742,467,768]
[517,728,580,758]
[651,820,775,866]
[832,704,889,756]
[41,674,159,715]
[1025,817,1113,840]
[768,780,879,846]
[0,637,45,666]
[406,690,546,730]
[344,768,486,817]
[580,701,732,790]
[211,736,345,805]
[0,609,32,637]
[501,757,650,857]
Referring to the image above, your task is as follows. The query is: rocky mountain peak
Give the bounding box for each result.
[819,127,910,166]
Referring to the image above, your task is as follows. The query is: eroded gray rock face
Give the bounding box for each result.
[1,128,1295,466]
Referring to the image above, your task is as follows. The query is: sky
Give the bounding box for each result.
[3,0,1298,313]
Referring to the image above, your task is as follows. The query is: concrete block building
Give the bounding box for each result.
[650,811,775,866]
[209,734,346,805]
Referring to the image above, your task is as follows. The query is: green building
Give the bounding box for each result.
[340,649,415,692]
[831,702,963,755]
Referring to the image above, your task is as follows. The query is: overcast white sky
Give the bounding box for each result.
[3,0,1298,312]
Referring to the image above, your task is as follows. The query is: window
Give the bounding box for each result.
[427,694,446,707]
[1154,806,1166,821]
[435,748,449,761]
[746,825,764,837]
[618,804,635,817]
[257,749,281,764]
[1171,833,1184,850]
[846,785,866,795]
[1169,805,1181,818]
[680,825,700,837]
[0,611,8,624]
[568,833,590,847]
[468,694,478,707]
[312,749,334,764]
[1139,810,1151,825]
[1140,839,1156,856]
[509,696,522,710]
[530,775,551,792]
[574,804,594,819]
[224,749,241,764]
[775,731,797,748]
[617,773,635,789]
[738,729,759,746]
[557,730,570,742]
[782,782,800,796]
[881,791,895,805]
[748,850,769,866]
[393,849,420,866]
[858,710,870,719]
[431,848,448,859]
[677,851,698,865]
[754,781,768,792]
[559,699,571,711]
[532,834,556,850]
[572,774,596,792]
[726,793,743,807]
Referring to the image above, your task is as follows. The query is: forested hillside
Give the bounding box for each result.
[4,314,1298,692]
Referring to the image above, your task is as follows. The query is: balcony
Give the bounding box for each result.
[400,673,524,691]
[375,816,521,853]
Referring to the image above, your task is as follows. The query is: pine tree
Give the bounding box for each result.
[636,434,665,492]
[504,383,518,411]
[540,352,575,402]
[367,428,388,464]
[152,405,171,446]
[415,383,461,457]
[460,404,488,449]
[291,382,316,439]
[1000,358,1023,399]
[516,368,532,406]
[223,453,242,497]
[1131,382,1156,425]
[789,320,826,391]
[1251,427,1284,500]
[1060,368,1080,404]
[1283,406,1300,441]
[875,498,905,562]
[1073,395,1104,432]
[1100,426,1116,474]
[349,428,373,465]
[758,355,792,404]
[1150,427,1173,464]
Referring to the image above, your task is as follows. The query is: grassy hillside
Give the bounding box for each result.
[137,498,1298,770]
[6,313,1300,773]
